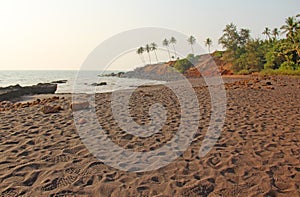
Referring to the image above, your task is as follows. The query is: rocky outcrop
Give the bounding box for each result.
[51,80,67,84]
[91,82,107,86]
[0,83,57,101]
[99,72,125,77]
[122,63,183,81]
[121,54,233,81]
[122,54,232,81]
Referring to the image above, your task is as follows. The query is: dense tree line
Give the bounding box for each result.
[218,14,300,74]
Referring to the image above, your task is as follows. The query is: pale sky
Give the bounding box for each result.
[0,0,299,70]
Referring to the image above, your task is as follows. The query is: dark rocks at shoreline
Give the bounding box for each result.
[91,82,107,86]
[98,72,125,78]
[51,80,68,84]
[0,83,57,101]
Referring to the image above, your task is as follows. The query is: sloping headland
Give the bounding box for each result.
[122,53,233,81]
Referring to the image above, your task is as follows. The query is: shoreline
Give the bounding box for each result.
[0,74,298,102]
[0,74,288,105]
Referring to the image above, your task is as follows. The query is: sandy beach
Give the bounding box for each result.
[0,76,299,196]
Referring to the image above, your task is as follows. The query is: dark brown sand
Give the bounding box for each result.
[0,76,299,196]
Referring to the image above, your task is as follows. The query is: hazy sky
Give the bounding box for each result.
[0,0,299,70]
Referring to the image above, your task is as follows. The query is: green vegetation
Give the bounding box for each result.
[173,55,194,73]
[218,14,300,75]
[136,14,299,76]
[173,54,200,73]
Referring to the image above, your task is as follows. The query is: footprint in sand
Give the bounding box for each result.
[1,188,19,197]
[206,153,221,168]
[65,167,81,175]
[63,145,86,155]
[49,190,84,197]
[181,182,214,197]
[56,175,77,188]
[41,175,77,192]
[41,178,59,191]
[44,154,72,163]
[22,171,40,186]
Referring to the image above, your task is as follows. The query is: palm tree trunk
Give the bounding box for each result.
[172,44,177,58]
[289,35,300,58]
[142,55,146,64]
[148,52,151,64]
[139,55,144,64]
[167,47,171,61]
[296,46,300,59]
[154,51,158,63]
[191,45,194,54]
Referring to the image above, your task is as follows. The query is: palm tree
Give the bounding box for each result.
[262,27,271,40]
[281,16,298,40]
[187,35,196,54]
[162,39,171,61]
[136,47,145,64]
[281,16,300,57]
[150,42,158,63]
[272,28,280,40]
[169,36,177,59]
[204,38,213,53]
[145,44,152,64]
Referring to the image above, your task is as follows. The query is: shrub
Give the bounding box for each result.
[173,58,193,73]
[279,61,297,70]
[213,51,223,58]
[237,69,251,75]
[249,68,260,73]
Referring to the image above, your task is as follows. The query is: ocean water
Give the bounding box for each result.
[0,70,165,94]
